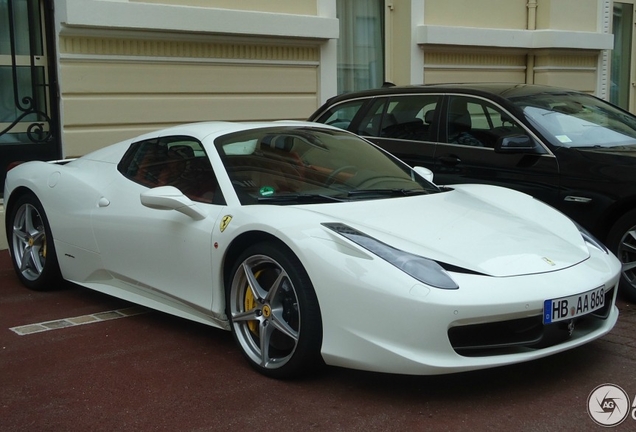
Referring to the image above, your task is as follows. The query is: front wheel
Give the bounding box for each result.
[7,193,61,290]
[607,209,636,302]
[226,242,323,378]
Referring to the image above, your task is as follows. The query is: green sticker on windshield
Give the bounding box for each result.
[259,186,275,197]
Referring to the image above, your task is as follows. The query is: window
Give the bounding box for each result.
[445,96,525,148]
[314,99,368,130]
[0,0,51,145]
[611,2,634,111]
[357,95,441,141]
[336,0,385,93]
[118,136,222,204]
[515,92,636,148]
[215,126,437,204]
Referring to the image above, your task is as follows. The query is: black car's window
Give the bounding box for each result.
[355,97,388,136]
[444,96,525,148]
[357,95,441,142]
[314,99,367,130]
[118,136,223,204]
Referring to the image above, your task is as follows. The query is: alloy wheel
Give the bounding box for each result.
[617,227,636,291]
[229,254,301,370]
[12,203,47,282]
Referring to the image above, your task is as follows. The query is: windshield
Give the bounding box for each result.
[511,92,636,148]
[215,126,439,204]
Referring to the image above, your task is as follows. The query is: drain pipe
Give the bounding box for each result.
[526,0,538,84]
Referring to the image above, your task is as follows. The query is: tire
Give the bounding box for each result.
[226,242,323,378]
[7,193,62,291]
[607,209,636,302]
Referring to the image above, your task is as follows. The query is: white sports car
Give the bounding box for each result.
[4,121,621,378]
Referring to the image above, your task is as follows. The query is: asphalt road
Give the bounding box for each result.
[1,249,635,431]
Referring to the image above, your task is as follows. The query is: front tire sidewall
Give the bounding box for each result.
[226,242,323,378]
[8,194,61,291]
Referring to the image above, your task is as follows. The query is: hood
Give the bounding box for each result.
[576,145,636,159]
[306,185,590,277]
[558,146,636,187]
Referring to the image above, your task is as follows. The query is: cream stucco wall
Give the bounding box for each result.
[58,37,321,155]
[424,0,529,29]
[535,0,600,31]
[49,0,615,157]
[385,0,613,96]
[424,0,600,32]
[54,0,339,156]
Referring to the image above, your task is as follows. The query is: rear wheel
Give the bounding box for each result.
[226,242,323,378]
[7,193,61,290]
[607,209,636,302]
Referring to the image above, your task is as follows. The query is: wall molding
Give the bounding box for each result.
[59,0,339,41]
[59,36,320,63]
[417,25,613,50]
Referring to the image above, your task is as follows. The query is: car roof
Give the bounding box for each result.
[139,120,338,142]
[322,83,582,105]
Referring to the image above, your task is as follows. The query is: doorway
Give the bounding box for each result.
[611,1,636,113]
[0,0,60,194]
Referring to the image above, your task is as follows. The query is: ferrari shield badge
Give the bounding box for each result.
[220,215,233,232]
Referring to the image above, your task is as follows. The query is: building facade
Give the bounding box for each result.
[0,0,632,189]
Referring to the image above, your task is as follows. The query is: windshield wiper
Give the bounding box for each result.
[257,193,345,204]
[347,188,430,198]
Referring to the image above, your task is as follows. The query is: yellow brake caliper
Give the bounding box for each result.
[244,270,262,335]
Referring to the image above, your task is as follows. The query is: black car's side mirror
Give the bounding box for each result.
[495,135,535,153]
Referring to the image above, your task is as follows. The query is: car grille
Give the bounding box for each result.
[448,288,613,357]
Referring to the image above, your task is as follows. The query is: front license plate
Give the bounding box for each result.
[543,286,605,324]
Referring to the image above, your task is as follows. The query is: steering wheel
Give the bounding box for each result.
[324,165,357,186]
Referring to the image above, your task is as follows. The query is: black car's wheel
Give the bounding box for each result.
[7,193,61,290]
[226,242,323,378]
[608,210,636,302]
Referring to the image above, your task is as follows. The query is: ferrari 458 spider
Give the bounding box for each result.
[4,121,621,378]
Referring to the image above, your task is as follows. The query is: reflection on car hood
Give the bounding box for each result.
[309,184,589,277]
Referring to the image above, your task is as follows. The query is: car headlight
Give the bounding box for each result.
[576,223,609,254]
[322,223,459,289]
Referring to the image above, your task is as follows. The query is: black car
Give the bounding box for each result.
[309,83,636,301]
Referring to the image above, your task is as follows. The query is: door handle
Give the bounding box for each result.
[438,155,461,165]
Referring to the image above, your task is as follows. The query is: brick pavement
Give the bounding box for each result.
[1,250,635,431]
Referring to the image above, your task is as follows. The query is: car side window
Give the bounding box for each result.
[355,98,388,136]
[314,99,367,130]
[445,96,526,148]
[357,95,441,142]
[118,136,223,204]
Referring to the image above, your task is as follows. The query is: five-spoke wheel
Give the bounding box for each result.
[608,209,636,302]
[227,242,322,378]
[8,194,60,290]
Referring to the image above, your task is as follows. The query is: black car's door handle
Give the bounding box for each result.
[438,155,461,165]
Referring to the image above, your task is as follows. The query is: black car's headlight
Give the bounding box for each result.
[576,223,609,254]
[323,223,459,289]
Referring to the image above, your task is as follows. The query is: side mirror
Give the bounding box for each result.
[140,186,206,220]
[413,166,434,183]
[495,135,535,153]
